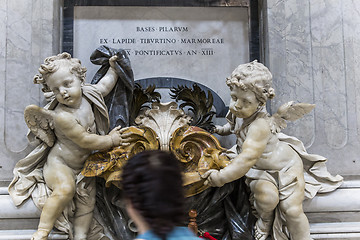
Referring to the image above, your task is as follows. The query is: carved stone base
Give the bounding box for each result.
[303,176,360,239]
[0,178,359,239]
[0,230,67,240]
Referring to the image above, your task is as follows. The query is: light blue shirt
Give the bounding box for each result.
[136,227,199,240]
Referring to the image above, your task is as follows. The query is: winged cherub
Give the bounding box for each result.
[202,60,343,240]
[9,52,129,240]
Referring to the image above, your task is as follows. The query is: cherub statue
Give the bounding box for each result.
[202,60,343,240]
[8,52,128,240]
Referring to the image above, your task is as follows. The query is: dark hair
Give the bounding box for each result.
[121,150,185,240]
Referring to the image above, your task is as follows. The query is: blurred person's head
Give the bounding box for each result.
[121,150,185,240]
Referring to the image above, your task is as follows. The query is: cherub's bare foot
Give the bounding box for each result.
[31,229,49,240]
[254,218,270,240]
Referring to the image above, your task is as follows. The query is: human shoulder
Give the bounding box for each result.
[248,117,270,135]
[53,110,78,130]
[53,109,75,120]
[136,227,198,240]
[169,227,199,239]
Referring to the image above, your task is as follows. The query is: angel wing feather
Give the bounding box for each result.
[269,101,315,133]
[24,104,55,147]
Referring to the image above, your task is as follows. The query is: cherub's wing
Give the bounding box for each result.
[24,104,55,147]
[269,101,315,133]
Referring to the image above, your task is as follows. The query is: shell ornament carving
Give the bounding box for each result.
[83,85,228,196]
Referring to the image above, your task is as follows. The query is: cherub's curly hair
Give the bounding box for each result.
[33,52,87,92]
[121,150,185,240]
[226,60,275,105]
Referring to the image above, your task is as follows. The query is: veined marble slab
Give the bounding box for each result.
[266,0,360,176]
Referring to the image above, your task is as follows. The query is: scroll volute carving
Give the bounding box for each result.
[170,126,230,197]
[135,102,192,150]
[82,126,159,188]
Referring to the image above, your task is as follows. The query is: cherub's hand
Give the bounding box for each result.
[213,124,232,136]
[213,125,221,134]
[109,55,118,69]
[109,126,133,147]
[44,91,55,102]
[201,169,225,187]
[119,127,133,146]
[109,126,121,147]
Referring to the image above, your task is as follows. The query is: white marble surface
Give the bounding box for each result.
[1,0,358,178]
[1,179,359,239]
[0,195,40,218]
[266,0,360,176]
[0,1,359,238]
[303,188,360,212]
[73,6,249,106]
[0,230,67,240]
[0,0,61,181]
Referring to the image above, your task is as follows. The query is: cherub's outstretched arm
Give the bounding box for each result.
[213,122,232,135]
[94,56,118,97]
[203,118,270,187]
[54,112,127,150]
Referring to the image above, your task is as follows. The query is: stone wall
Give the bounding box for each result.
[2,0,357,186]
[0,0,61,182]
[266,0,360,177]
[0,0,359,239]
[265,1,360,238]
[2,0,358,181]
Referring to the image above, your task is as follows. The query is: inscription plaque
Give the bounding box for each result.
[73,6,249,105]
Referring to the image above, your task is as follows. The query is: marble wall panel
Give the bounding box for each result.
[266,0,360,175]
[0,0,6,155]
[342,0,360,157]
[267,0,315,148]
[5,0,34,153]
[0,0,60,181]
[311,0,347,149]
[1,0,360,179]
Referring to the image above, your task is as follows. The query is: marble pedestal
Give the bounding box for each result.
[1,177,359,240]
[1,0,360,239]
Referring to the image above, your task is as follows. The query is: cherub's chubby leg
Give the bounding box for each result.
[73,177,96,240]
[31,230,49,240]
[32,162,76,240]
[279,168,311,240]
[249,179,279,240]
